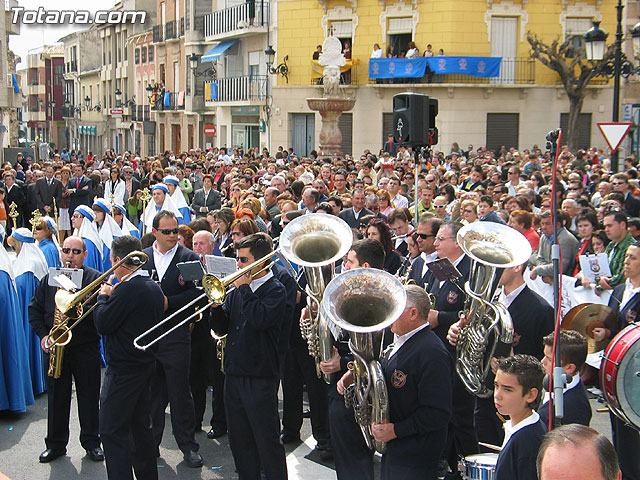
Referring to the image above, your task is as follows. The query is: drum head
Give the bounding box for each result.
[618,339,640,429]
[562,303,617,353]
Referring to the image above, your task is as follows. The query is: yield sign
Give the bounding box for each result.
[598,122,633,153]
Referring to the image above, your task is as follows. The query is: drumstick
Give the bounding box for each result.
[478,442,502,452]
[596,407,610,413]
[496,412,507,423]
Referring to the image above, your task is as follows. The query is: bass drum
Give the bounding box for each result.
[601,324,640,430]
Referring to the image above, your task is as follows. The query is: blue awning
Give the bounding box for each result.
[202,40,238,63]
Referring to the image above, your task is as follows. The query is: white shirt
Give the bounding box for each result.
[502,411,540,448]
[391,193,409,209]
[249,270,273,293]
[542,373,581,406]
[371,48,383,59]
[497,283,526,309]
[621,279,640,311]
[152,241,179,281]
[420,251,438,279]
[388,322,430,359]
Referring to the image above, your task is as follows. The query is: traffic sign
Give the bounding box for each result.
[109,108,124,117]
[204,124,216,137]
[597,122,633,153]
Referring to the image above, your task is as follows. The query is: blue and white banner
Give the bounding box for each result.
[369,56,501,79]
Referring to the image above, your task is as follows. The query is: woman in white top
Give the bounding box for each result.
[371,43,383,58]
[405,41,419,59]
[103,167,127,206]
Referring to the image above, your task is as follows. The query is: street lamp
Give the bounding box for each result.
[583,2,640,173]
[264,45,288,82]
[188,52,217,79]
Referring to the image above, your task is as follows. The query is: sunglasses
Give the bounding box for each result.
[72,213,83,219]
[34,225,44,231]
[416,233,434,239]
[612,182,625,186]
[434,205,446,209]
[237,256,251,263]
[159,228,179,235]
[61,247,83,255]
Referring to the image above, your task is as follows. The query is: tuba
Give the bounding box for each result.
[280,213,353,384]
[455,222,532,398]
[322,268,407,454]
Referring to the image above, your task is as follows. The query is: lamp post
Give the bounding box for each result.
[264,45,276,151]
[115,88,122,107]
[584,3,640,173]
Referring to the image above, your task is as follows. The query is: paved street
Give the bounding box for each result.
[0,378,613,479]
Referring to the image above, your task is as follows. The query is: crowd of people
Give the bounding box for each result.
[0,138,638,479]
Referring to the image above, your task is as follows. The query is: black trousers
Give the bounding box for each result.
[100,364,157,480]
[444,374,479,471]
[610,412,640,480]
[225,375,287,480]
[209,353,226,430]
[281,343,330,446]
[150,336,199,453]
[328,387,373,480]
[45,341,101,451]
[189,320,213,429]
[474,396,504,451]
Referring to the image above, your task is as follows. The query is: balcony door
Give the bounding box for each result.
[292,113,315,158]
[490,16,517,84]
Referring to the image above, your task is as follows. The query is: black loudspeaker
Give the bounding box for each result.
[392,93,438,146]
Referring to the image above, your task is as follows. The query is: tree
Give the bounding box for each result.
[527,32,615,153]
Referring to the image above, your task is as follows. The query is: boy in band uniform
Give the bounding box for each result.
[494,355,547,480]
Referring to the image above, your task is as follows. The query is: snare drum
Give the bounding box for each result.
[601,324,640,430]
[461,453,498,480]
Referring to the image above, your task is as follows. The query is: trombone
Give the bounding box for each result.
[47,251,149,349]
[133,249,282,351]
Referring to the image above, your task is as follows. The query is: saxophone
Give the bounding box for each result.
[321,268,407,454]
[48,303,69,379]
[455,222,532,397]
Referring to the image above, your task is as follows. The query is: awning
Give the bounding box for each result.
[202,40,237,63]
[118,122,132,129]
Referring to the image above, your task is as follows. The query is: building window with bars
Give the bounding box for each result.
[135,48,140,64]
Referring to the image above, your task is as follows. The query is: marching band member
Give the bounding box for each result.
[209,233,288,479]
[71,205,103,272]
[8,227,49,396]
[34,216,61,267]
[94,235,164,480]
[28,236,103,463]
[141,210,203,468]
[370,285,452,480]
[0,225,34,412]
[164,175,192,225]
[139,184,183,235]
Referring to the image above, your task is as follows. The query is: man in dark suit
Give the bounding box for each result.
[383,135,398,156]
[35,165,63,216]
[422,221,478,476]
[4,172,26,228]
[28,236,104,463]
[611,172,640,218]
[338,189,373,229]
[141,210,203,468]
[68,164,93,214]
[191,174,221,218]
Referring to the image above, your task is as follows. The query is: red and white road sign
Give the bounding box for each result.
[109,108,124,116]
[598,122,633,153]
[203,124,216,137]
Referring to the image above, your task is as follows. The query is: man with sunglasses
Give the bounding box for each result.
[611,173,640,218]
[209,233,288,479]
[28,236,104,464]
[408,216,441,287]
[141,211,203,468]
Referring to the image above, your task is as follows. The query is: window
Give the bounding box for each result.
[135,48,140,64]
[148,45,154,62]
[565,18,593,58]
[486,113,519,151]
[142,46,147,63]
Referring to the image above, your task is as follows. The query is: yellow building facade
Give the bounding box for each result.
[271,0,628,156]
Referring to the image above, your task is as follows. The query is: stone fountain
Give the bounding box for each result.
[307,36,356,157]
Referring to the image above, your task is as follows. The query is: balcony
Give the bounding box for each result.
[204,75,267,103]
[153,19,184,43]
[151,91,184,111]
[366,57,536,86]
[203,1,269,40]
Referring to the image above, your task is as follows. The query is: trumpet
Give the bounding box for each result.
[133,249,281,351]
[46,251,149,349]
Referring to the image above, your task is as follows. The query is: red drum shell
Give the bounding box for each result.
[600,324,640,429]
